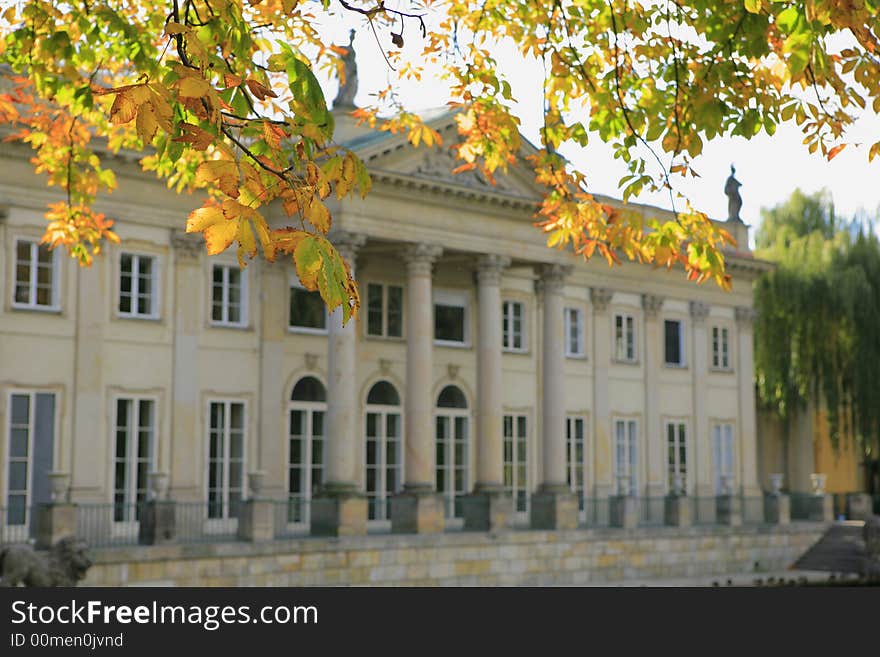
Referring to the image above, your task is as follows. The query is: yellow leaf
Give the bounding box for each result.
[203,218,238,255]
[237,218,257,267]
[336,152,355,199]
[195,160,239,198]
[136,102,159,144]
[109,90,137,124]
[271,227,307,254]
[186,204,226,233]
[294,235,322,290]
[253,213,276,262]
[304,198,331,233]
[177,75,211,98]
[164,22,187,35]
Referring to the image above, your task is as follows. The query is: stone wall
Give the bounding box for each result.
[81,523,826,587]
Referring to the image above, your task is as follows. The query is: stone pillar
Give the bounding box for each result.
[735,306,762,496]
[35,503,77,549]
[463,254,512,531]
[664,493,692,528]
[169,231,202,502]
[690,301,712,500]
[765,494,791,525]
[610,476,638,529]
[590,288,615,504]
[238,471,274,542]
[312,231,368,537]
[391,243,445,534]
[846,493,873,520]
[259,257,288,500]
[642,294,665,499]
[531,264,578,530]
[139,501,177,545]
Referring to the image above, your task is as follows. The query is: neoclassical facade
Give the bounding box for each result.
[0,104,774,543]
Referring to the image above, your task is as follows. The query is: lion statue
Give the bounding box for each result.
[0,536,92,587]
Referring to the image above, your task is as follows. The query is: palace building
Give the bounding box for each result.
[4,61,816,585]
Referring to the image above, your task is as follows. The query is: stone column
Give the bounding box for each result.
[169,231,202,502]
[311,231,368,537]
[590,288,614,508]
[642,294,665,500]
[531,264,577,530]
[463,254,512,531]
[690,301,712,502]
[735,306,762,497]
[391,243,445,534]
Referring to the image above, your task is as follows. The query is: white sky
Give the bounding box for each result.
[315,11,880,247]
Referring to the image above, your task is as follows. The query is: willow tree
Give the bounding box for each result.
[2,1,880,321]
[754,189,880,468]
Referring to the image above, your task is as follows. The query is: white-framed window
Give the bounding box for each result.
[118,252,157,318]
[664,319,685,366]
[366,282,404,338]
[287,377,326,525]
[206,401,245,521]
[435,385,469,518]
[4,392,56,540]
[434,290,468,346]
[613,418,638,495]
[614,313,636,362]
[365,381,403,521]
[289,281,327,333]
[712,422,736,494]
[665,421,687,494]
[503,414,528,514]
[502,301,526,352]
[712,326,732,370]
[564,307,585,358]
[211,264,247,327]
[566,415,587,512]
[13,239,58,310]
[113,397,155,523]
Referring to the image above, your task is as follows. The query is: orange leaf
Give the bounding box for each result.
[245,78,278,101]
[109,90,137,124]
[195,159,240,198]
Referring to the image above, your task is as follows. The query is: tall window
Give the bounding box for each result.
[365,381,403,521]
[666,421,687,494]
[503,414,528,514]
[113,398,154,522]
[664,319,684,366]
[211,265,246,326]
[289,283,327,332]
[14,239,57,310]
[614,313,636,362]
[119,253,157,318]
[712,423,736,494]
[207,401,245,520]
[434,291,468,345]
[288,377,326,524]
[5,393,55,537]
[502,301,525,352]
[613,418,638,495]
[366,283,403,338]
[712,326,731,369]
[565,416,586,511]
[435,385,469,518]
[564,308,585,358]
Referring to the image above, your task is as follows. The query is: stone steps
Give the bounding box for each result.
[791,521,865,574]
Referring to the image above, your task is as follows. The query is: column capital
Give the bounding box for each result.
[329,230,367,262]
[404,243,443,276]
[171,230,202,262]
[535,263,573,295]
[475,253,511,285]
[641,294,665,319]
[735,306,758,326]
[590,287,614,313]
[689,301,710,324]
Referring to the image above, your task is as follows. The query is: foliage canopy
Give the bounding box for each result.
[2,0,879,319]
[754,189,880,459]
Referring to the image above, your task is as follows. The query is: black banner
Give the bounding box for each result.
[0,586,875,652]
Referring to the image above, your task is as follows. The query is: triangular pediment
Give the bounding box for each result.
[340,109,546,203]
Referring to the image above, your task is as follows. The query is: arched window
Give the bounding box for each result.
[365,381,402,522]
[435,385,469,518]
[286,377,327,526]
[291,376,326,402]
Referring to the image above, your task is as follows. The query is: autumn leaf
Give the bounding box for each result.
[186,204,226,233]
[195,159,240,198]
[245,78,278,101]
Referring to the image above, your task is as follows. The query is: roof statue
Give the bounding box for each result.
[334,29,358,108]
[724,164,743,222]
